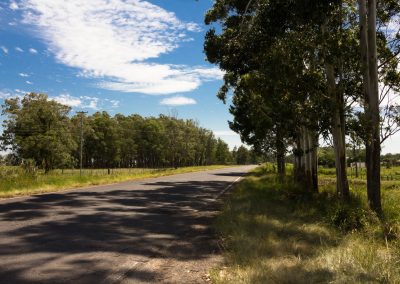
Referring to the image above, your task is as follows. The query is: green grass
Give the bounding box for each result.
[318,165,400,181]
[0,165,233,198]
[212,166,400,283]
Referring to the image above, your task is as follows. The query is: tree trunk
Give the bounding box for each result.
[299,129,306,181]
[310,131,319,193]
[358,0,382,215]
[293,135,304,183]
[276,129,286,183]
[325,63,350,199]
[304,127,312,189]
[367,0,382,215]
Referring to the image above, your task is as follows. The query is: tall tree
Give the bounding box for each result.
[1,93,76,172]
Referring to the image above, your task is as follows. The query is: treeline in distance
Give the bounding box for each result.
[0,93,260,172]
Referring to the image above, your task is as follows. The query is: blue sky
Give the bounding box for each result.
[0,0,242,149]
[0,0,399,153]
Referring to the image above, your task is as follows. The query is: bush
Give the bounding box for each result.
[328,204,367,232]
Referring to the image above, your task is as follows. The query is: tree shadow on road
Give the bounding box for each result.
[0,179,231,283]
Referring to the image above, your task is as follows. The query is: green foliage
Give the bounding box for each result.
[215,138,233,164]
[318,147,336,168]
[328,202,367,232]
[1,94,249,171]
[204,0,400,213]
[235,145,249,164]
[1,93,76,172]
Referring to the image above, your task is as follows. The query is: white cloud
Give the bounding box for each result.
[0,91,12,99]
[1,46,8,54]
[29,48,38,54]
[18,0,222,95]
[51,94,119,110]
[53,94,82,107]
[14,89,28,94]
[9,1,19,10]
[15,47,24,52]
[105,99,120,108]
[25,80,33,84]
[19,72,29,77]
[85,96,99,109]
[160,96,197,106]
[0,90,25,100]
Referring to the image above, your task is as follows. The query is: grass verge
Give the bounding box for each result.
[212,166,400,283]
[0,165,233,199]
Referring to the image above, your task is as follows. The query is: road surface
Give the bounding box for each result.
[0,165,256,283]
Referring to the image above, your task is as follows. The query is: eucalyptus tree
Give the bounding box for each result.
[236,145,249,165]
[357,0,400,214]
[1,94,243,170]
[115,114,139,168]
[85,111,121,168]
[204,0,340,190]
[1,93,76,172]
[215,138,232,164]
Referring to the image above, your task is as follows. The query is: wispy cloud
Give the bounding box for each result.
[9,1,19,10]
[14,88,28,94]
[51,93,120,110]
[29,48,38,54]
[1,46,8,54]
[0,89,25,99]
[0,90,115,111]
[0,91,12,99]
[160,96,197,106]
[17,0,222,95]
[106,99,120,108]
[25,80,33,84]
[19,72,29,77]
[52,94,81,107]
[15,47,24,52]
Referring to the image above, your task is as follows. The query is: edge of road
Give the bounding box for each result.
[0,165,255,203]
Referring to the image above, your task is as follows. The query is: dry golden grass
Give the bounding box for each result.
[0,165,233,198]
[212,167,400,283]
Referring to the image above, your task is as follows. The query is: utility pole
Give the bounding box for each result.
[77,111,88,176]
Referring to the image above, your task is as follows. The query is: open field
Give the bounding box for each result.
[318,166,400,181]
[212,165,400,283]
[0,165,234,198]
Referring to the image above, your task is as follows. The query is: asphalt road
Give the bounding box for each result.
[0,165,256,284]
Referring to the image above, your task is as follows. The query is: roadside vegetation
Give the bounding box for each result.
[212,165,400,283]
[0,165,233,198]
[1,93,239,171]
[0,93,263,198]
[205,0,400,218]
